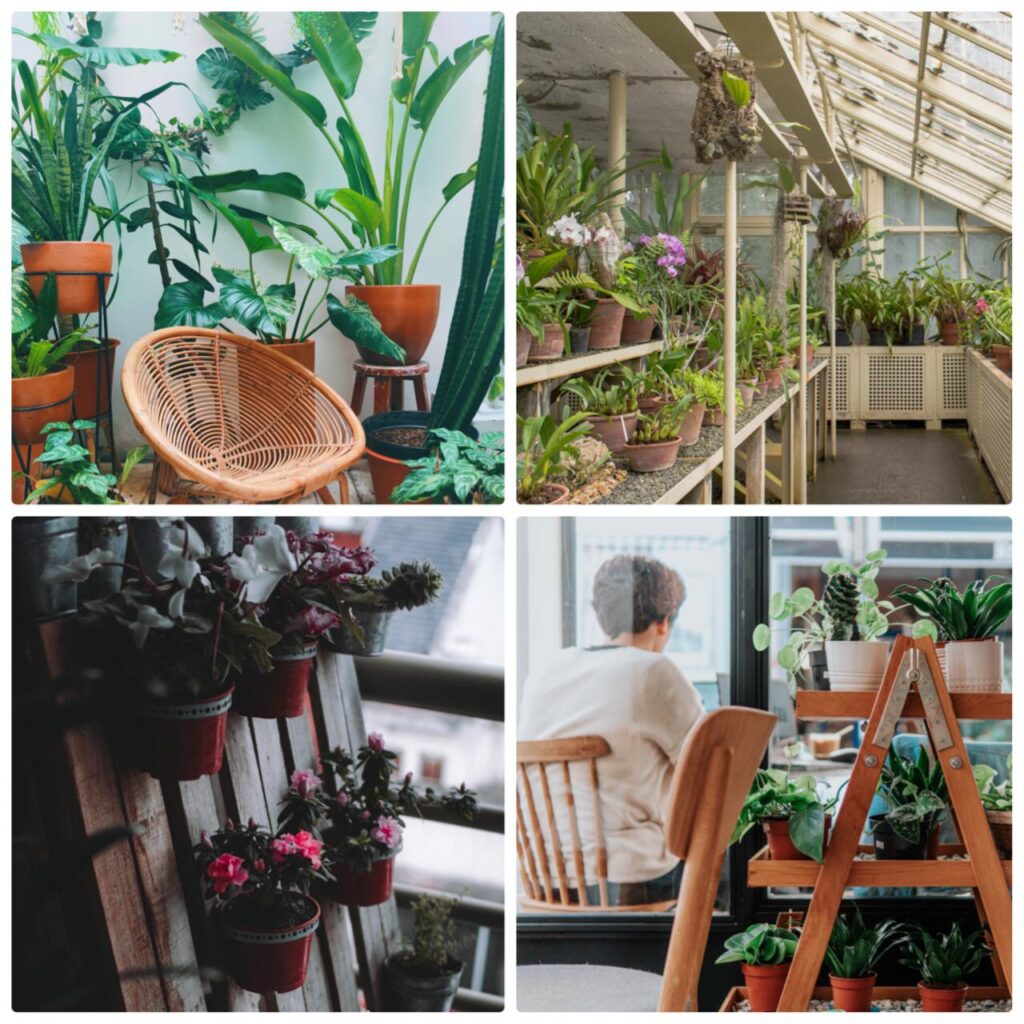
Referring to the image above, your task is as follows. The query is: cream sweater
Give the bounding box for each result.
[518,645,704,885]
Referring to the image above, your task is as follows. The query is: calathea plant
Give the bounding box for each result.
[390,429,505,505]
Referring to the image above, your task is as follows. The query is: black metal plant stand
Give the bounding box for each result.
[15,270,118,501]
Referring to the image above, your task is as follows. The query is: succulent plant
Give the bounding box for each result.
[823,573,859,641]
[347,561,444,612]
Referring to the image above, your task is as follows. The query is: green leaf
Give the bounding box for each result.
[721,69,751,109]
[270,218,397,280]
[190,169,306,200]
[411,35,490,132]
[299,12,363,102]
[768,592,786,619]
[14,30,181,67]
[442,164,477,203]
[789,804,825,861]
[790,587,815,616]
[213,268,295,336]
[752,623,771,651]
[326,293,405,362]
[154,281,226,330]
[402,13,438,56]
[316,187,383,232]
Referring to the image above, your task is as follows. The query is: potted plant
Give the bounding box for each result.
[900,923,990,1012]
[715,922,798,1012]
[517,411,591,503]
[870,747,948,860]
[834,279,859,346]
[753,583,831,694]
[922,261,979,345]
[895,576,1011,693]
[621,398,693,473]
[974,287,1011,373]
[383,894,465,1011]
[278,735,477,907]
[974,760,1011,857]
[385,429,504,504]
[560,366,640,454]
[201,13,494,366]
[825,907,906,1012]
[731,765,835,862]
[324,561,443,656]
[193,818,330,994]
[618,232,688,345]
[567,298,595,354]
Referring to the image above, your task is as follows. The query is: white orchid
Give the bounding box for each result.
[547,214,592,248]
[41,547,116,585]
[226,524,297,605]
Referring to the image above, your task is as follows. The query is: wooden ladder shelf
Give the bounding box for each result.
[758,635,1012,1012]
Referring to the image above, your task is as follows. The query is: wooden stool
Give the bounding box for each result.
[351,360,430,416]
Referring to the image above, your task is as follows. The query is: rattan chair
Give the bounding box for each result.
[122,328,365,504]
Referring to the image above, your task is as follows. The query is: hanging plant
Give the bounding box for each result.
[816,197,868,261]
[691,49,762,164]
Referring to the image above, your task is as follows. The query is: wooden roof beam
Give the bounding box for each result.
[930,13,1011,63]
[910,12,932,180]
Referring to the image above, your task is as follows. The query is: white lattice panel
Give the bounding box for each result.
[829,350,852,419]
[967,351,1012,501]
[861,350,928,418]
[939,350,968,418]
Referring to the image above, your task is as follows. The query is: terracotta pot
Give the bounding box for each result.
[763,815,832,861]
[522,482,570,504]
[918,982,967,1012]
[331,850,398,906]
[678,402,705,447]
[939,321,962,346]
[12,364,75,446]
[637,395,670,413]
[741,962,790,1012]
[703,407,724,427]
[830,973,876,1012]
[516,326,533,368]
[271,338,316,372]
[587,298,624,349]
[803,344,816,365]
[620,314,655,344]
[64,339,120,420]
[623,436,682,473]
[134,687,234,781]
[21,241,112,315]
[738,381,756,407]
[987,809,1012,858]
[345,283,440,365]
[233,646,316,719]
[990,345,1011,374]
[366,447,414,503]
[585,412,636,454]
[529,322,565,362]
[762,366,783,389]
[224,897,321,993]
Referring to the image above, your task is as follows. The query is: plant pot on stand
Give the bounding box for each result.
[232,645,317,718]
[64,338,120,420]
[584,412,637,454]
[830,973,877,1012]
[345,284,440,366]
[21,241,112,315]
[587,297,624,350]
[869,816,940,860]
[516,326,532,368]
[824,640,888,691]
[325,607,393,657]
[622,437,682,473]
[944,638,1003,694]
[528,323,565,362]
[938,321,962,346]
[741,962,790,1012]
[989,345,1011,374]
[918,982,968,1012]
[12,364,75,447]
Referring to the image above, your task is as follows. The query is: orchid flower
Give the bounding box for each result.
[226,524,297,605]
[41,547,116,585]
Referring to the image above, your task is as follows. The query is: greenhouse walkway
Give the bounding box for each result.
[807,428,1002,505]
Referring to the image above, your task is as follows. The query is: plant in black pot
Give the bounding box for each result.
[870,747,948,860]
[384,893,466,1012]
[324,560,443,656]
[193,817,332,994]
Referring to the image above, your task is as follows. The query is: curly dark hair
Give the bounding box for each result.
[591,555,685,638]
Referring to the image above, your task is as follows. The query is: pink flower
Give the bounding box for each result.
[252,859,265,873]
[271,831,323,870]
[367,732,384,752]
[976,298,990,314]
[291,768,322,800]
[207,853,249,894]
[283,603,340,638]
[371,816,404,850]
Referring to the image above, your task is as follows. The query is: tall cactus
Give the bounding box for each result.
[428,17,504,433]
[824,573,860,641]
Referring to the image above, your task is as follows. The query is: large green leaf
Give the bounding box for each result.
[199,13,327,125]
[299,12,362,102]
[213,267,295,336]
[411,35,490,132]
[442,164,477,203]
[189,169,306,200]
[402,13,438,56]
[270,219,397,279]
[154,281,226,330]
[315,187,383,233]
[14,29,181,67]
[326,293,405,362]
[335,117,380,203]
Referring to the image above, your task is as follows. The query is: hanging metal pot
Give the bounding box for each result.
[78,517,128,603]
[14,517,79,621]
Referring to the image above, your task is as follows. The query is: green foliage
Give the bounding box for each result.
[823,573,859,641]
[721,69,752,108]
[874,746,948,845]
[622,156,704,239]
[560,366,640,417]
[12,273,95,377]
[516,411,591,501]
[632,398,693,444]
[716,923,799,967]
[975,758,1012,812]
[899,923,990,988]
[731,768,834,862]
[825,907,906,980]
[390,429,504,505]
[343,561,443,612]
[894,576,1012,642]
[393,894,463,976]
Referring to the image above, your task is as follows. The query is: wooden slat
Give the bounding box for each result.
[517,764,553,901]
[796,690,1012,721]
[560,761,589,904]
[588,758,610,908]
[536,765,571,903]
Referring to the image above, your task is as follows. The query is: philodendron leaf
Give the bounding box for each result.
[213,267,295,336]
[721,69,751,108]
[789,804,825,861]
[270,218,398,280]
[154,282,226,329]
[326,293,405,362]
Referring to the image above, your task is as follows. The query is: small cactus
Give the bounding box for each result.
[585,213,623,289]
[377,561,443,611]
[824,573,860,641]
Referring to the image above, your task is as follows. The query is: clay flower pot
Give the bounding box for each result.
[762,366,783,389]
[224,897,321,993]
[762,815,832,861]
[331,849,399,906]
[587,297,624,349]
[135,687,234,781]
[637,395,670,413]
[64,339,120,420]
[622,437,682,473]
[21,241,112,315]
[741,961,790,1012]
[830,973,876,1012]
[516,326,533,368]
[939,321,962,346]
[528,323,565,362]
[678,402,706,448]
[12,364,75,445]
[918,982,967,1012]
[346,283,440,365]
[585,412,637,454]
[520,482,570,505]
[990,345,1011,374]
[271,338,316,373]
[233,646,317,719]
[620,313,655,344]
[987,809,1012,858]
[738,381,756,407]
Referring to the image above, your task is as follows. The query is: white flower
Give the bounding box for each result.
[158,522,209,589]
[547,214,592,248]
[131,605,175,649]
[41,547,115,585]
[227,524,296,605]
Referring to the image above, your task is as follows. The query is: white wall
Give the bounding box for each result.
[13,12,494,446]
[515,518,564,707]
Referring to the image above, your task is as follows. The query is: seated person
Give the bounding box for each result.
[519,554,704,906]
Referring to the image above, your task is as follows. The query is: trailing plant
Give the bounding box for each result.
[516,411,592,501]
[390,893,464,975]
[716,923,799,967]
[632,398,694,444]
[389,429,504,504]
[874,746,948,845]
[899,923,990,989]
[893,576,1012,641]
[825,906,906,980]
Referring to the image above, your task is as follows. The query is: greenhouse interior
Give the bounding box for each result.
[515,11,1012,507]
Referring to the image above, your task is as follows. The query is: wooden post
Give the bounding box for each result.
[829,240,838,458]
[723,158,737,505]
[797,159,808,503]
[608,71,627,236]
[744,423,766,504]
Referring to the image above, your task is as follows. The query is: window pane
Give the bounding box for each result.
[740,235,772,286]
[922,191,957,226]
[883,233,920,277]
[700,173,725,216]
[739,172,776,217]
[883,175,919,226]
[967,233,1007,282]
[923,232,960,271]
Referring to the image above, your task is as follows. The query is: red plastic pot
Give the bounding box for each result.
[135,687,233,781]
[830,973,876,1012]
[763,815,832,861]
[233,647,316,719]
[223,897,321,994]
[622,437,681,473]
[741,961,790,1012]
[918,982,967,1012]
[331,850,398,907]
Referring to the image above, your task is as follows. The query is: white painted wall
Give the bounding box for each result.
[13,12,495,446]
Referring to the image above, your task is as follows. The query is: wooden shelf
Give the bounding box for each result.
[746,844,1012,888]
[516,340,662,387]
[720,985,1009,1011]
[796,690,1012,721]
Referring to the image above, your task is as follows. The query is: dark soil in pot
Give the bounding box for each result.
[383,954,464,1012]
[225,892,318,932]
[375,426,429,448]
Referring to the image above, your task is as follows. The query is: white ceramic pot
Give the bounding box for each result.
[825,640,889,691]
[945,639,1003,694]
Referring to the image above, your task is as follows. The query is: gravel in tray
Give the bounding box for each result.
[732,998,1009,1012]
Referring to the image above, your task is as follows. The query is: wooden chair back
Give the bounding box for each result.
[516,736,673,912]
